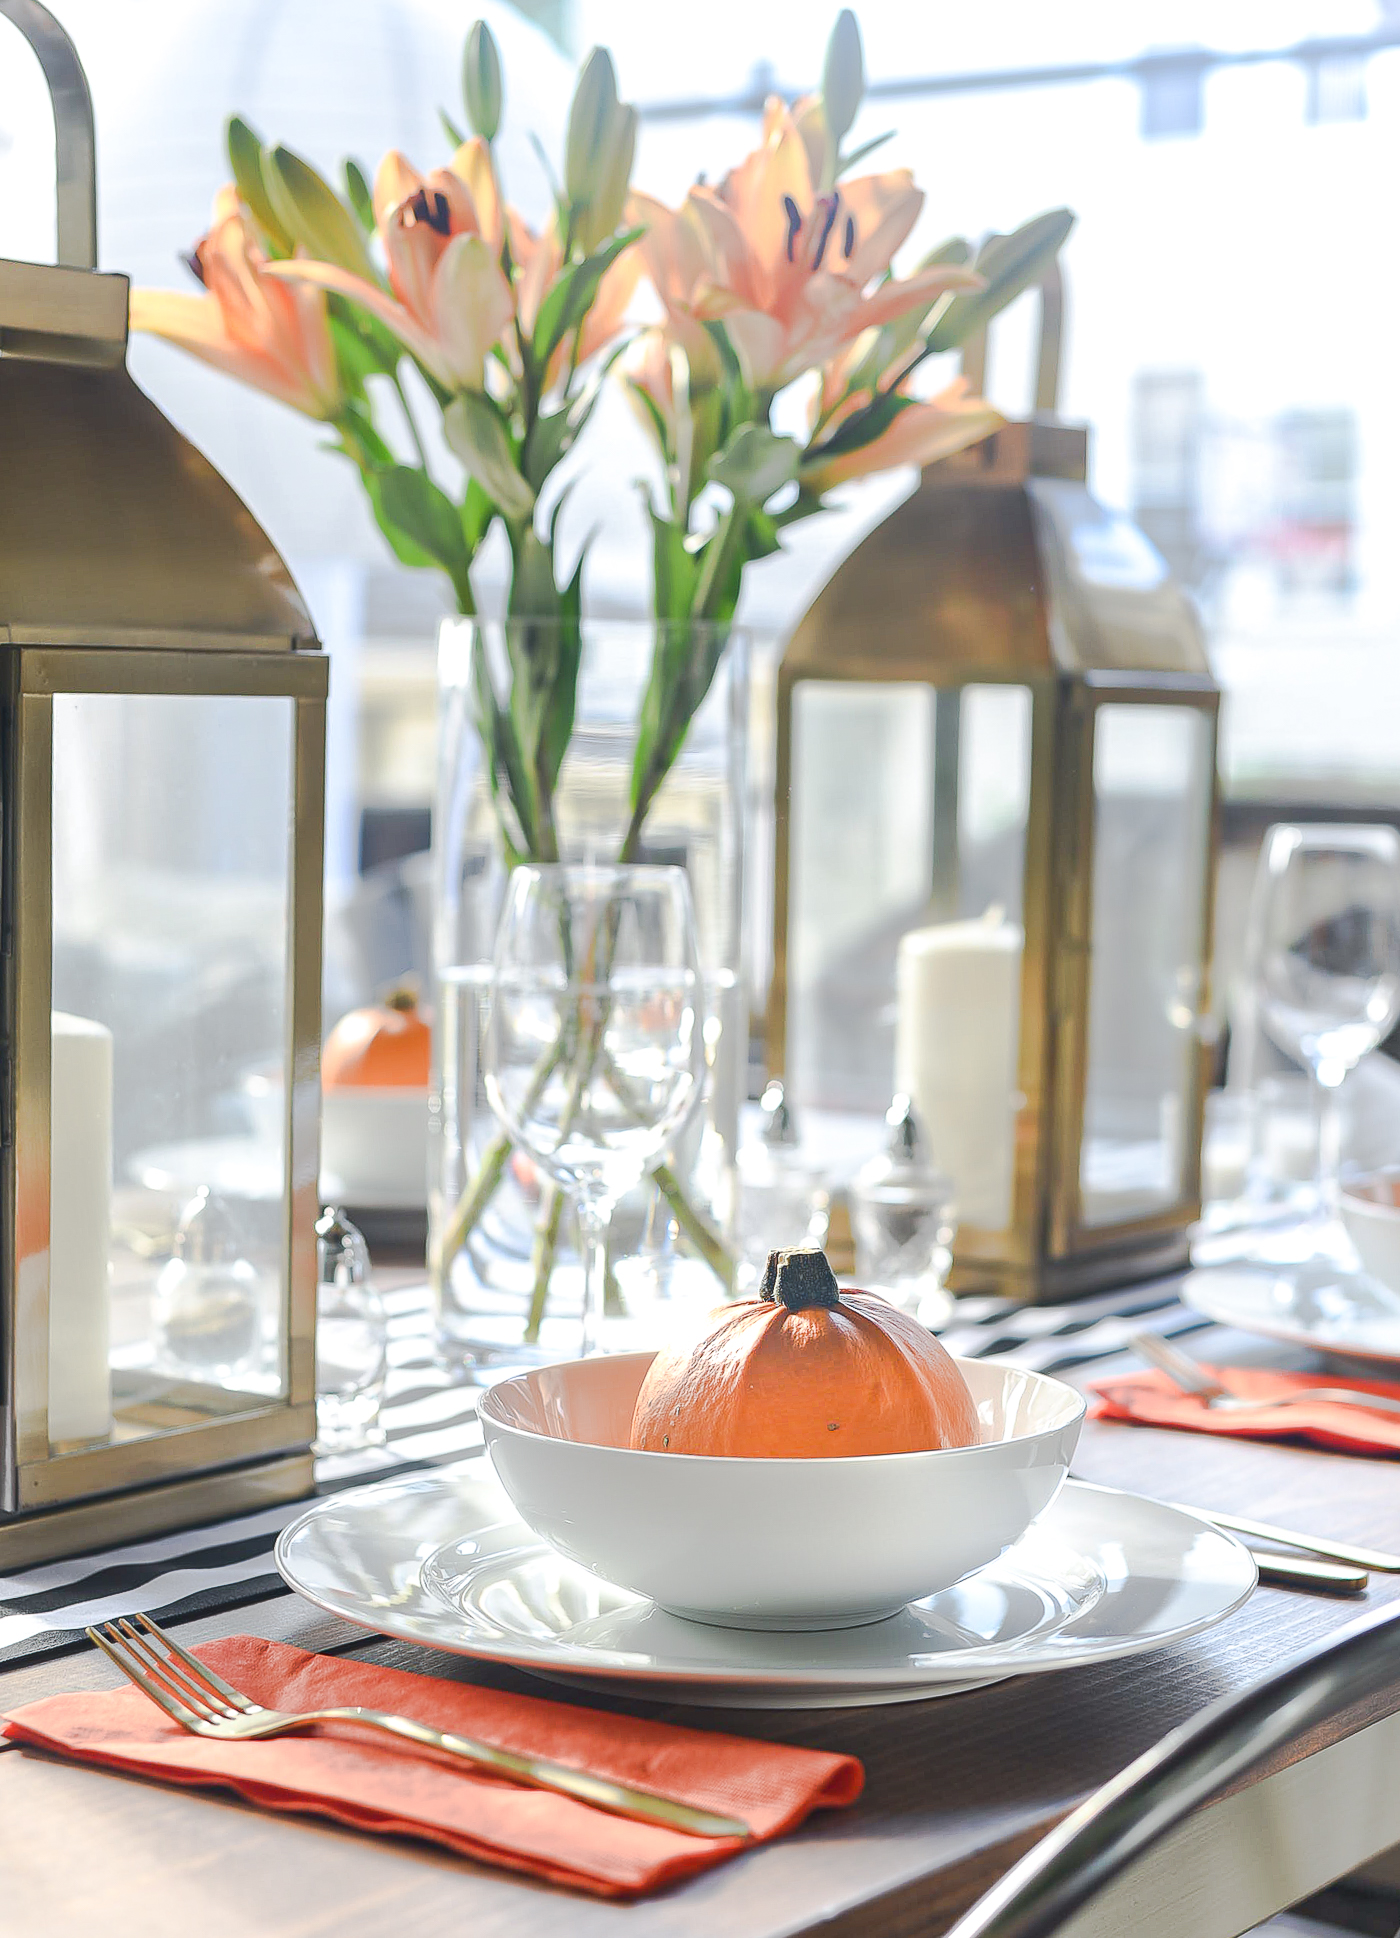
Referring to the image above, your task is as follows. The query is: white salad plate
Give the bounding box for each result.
[1183,1261,1400,1367]
[275,1468,1256,1710]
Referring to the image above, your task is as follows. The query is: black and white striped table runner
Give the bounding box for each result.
[0,1276,1215,1667]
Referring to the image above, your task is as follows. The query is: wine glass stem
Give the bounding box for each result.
[1312,1066,1344,1211]
[576,1192,612,1358]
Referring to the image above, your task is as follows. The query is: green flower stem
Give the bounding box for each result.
[524,1179,569,1344]
[651,1158,734,1293]
[431,1032,567,1295]
[430,1127,511,1294]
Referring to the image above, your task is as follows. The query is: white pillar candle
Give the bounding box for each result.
[895,910,1023,1231]
[49,1011,112,1443]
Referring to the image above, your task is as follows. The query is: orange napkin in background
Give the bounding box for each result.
[1,1635,862,1899]
[1089,1363,1400,1458]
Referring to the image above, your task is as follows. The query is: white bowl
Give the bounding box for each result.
[320,1086,429,1207]
[1340,1171,1400,1291]
[479,1352,1084,1630]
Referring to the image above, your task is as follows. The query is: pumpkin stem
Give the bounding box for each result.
[762,1247,840,1311]
[381,980,420,1014]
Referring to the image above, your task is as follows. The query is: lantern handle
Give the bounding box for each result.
[0,0,96,270]
[958,257,1065,418]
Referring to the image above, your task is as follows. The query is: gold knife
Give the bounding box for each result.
[1175,1506,1400,1575]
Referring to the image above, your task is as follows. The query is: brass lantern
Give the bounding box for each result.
[0,2,326,1562]
[769,278,1219,1302]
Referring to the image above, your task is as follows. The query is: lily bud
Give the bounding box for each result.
[821,9,864,149]
[226,116,292,253]
[564,46,620,217]
[578,101,636,251]
[462,20,502,144]
[263,145,377,282]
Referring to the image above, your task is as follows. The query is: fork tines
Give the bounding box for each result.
[87,1614,247,1728]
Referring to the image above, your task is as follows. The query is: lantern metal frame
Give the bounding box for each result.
[0,0,326,1562]
[768,310,1220,1303]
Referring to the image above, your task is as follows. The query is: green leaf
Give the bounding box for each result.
[363,474,440,573]
[919,235,973,269]
[541,542,587,792]
[836,128,895,175]
[227,116,292,253]
[461,476,495,554]
[626,378,672,462]
[706,423,801,506]
[439,107,467,151]
[326,313,376,400]
[924,208,1075,354]
[744,507,784,560]
[335,399,396,468]
[529,227,641,373]
[804,388,914,466]
[343,158,375,235]
[444,392,536,522]
[648,506,701,623]
[366,466,476,608]
[522,408,573,494]
[263,145,378,281]
[470,642,535,857]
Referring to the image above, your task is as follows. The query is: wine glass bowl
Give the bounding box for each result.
[484,864,706,1354]
[1248,824,1400,1201]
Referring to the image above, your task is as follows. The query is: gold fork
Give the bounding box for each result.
[87,1613,751,1842]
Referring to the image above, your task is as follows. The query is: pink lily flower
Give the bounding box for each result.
[509,205,643,389]
[129,187,340,418]
[266,144,514,392]
[632,97,984,392]
[803,373,1001,492]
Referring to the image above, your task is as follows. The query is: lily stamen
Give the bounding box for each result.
[782,193,802,263]
[405,187,453,236]
[808,194,840,272]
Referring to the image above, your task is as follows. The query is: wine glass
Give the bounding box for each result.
[483,863,706,1356]
[1248,823,1400,1211]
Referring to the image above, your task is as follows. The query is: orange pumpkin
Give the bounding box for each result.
[322,986,431,1090]
[631,1247,978,1458]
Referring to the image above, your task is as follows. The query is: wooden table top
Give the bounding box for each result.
[4,1351,1400,1938]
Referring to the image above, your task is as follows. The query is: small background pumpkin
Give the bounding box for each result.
[322,985,431,1090]
[630,1248,979,1458]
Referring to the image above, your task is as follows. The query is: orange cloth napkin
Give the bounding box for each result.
[1,1635,862,1899]
[1089,1363,1400,1457]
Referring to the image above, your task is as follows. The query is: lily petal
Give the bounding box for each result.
[836,171,923,285]
[430,234,516,389]
[266,256,455,387]
[804,379,1001,490]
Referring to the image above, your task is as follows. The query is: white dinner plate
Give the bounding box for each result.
[275,1468,1256,1710]
[1183,1261,1400,1367]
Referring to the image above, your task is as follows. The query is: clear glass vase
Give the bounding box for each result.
[431,618,748,1362]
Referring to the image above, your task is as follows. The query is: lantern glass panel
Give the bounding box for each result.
[1079,702,1212,1228]
[46,690,295,1450]
[786,680,1031,1232]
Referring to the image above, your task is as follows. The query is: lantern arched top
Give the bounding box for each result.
[782,421,1209,688]
[0,1,315,652]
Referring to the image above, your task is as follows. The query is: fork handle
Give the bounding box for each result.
[265,1705,750,1841]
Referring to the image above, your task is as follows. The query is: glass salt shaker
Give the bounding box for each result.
[849,1095,956,1324]
[734,1079,830,1297]
[314,1206,387,1452]
[154,1185,267,1379]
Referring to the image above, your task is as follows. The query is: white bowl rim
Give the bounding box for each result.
[478,1350,1086,1468]
[1340,1167,1400,1211]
